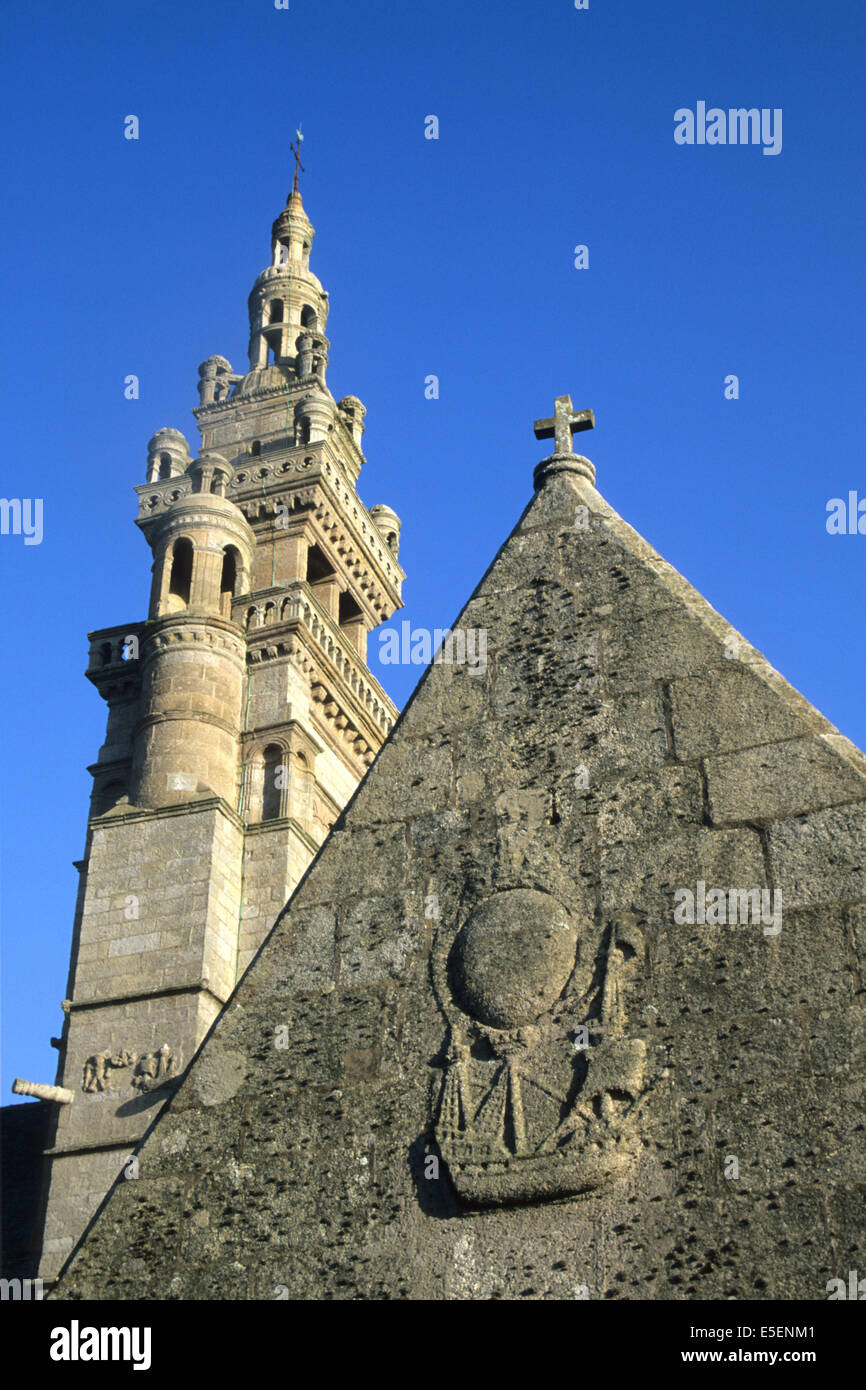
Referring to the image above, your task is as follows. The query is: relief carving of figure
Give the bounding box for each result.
[82,1049,138,1094]
[131,1043,178,1093]
[82,1043,178,1095]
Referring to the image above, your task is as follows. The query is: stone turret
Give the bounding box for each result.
[247,189,330,377]
[145,428,190,483]
[128,458,255,810]
[370,504,402,559]
[197,357,236,407]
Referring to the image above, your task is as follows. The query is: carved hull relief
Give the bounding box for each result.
[82,1043,180,1096]
[432,888,653,1207]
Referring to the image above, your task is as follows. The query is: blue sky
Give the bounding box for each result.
[2,0,864,1099]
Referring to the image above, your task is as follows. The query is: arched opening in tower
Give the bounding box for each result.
[220,547,238,619]
[263,317,284,365]
[168,537,193,608]
[339,590,366,657]
[262,744,284,821]
[339,591,363,627]
[306,544,334,585]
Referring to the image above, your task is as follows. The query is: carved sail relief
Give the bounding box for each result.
[432,888,652,1206]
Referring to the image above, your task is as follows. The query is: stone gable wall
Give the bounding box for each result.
[53,471,866,1300]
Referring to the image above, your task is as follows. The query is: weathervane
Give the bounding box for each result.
[290,126,306,195]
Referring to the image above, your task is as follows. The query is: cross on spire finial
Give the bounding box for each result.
[533,395,594,457]
[290,126,306,196]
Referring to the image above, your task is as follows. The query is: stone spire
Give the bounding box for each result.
[242,184,329,380]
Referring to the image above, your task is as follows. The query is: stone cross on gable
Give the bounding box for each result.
[534,395,594,456]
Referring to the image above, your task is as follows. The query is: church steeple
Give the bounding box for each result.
[32,178,405,1282]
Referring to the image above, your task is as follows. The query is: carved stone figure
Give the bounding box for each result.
[82,1044,178,1095]
[131,1044,178,1093]
[82,1049,138,1094]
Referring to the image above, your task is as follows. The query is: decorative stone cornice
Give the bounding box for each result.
[86,794,245,833]
[309,678,381,767]
[243,591,394,771]
[533,452,596,490]
[231,467,402,623]
[243,816,321,857]
[245,586,394,725]
[136,477,194,516]
[133,708,241,742]
[142,615,246,665]
[241,717,324,758]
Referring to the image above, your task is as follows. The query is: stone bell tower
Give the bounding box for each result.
[33,178,405,1279]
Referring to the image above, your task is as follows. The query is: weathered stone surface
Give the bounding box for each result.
[51,458,866,1302]
[706,735,866,824]
[768,805,866,907]
[345,735,452,827]
[669,665,814,760]
[600,824,766,919]
[596,765,704,844]
[647,903,858,1020]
